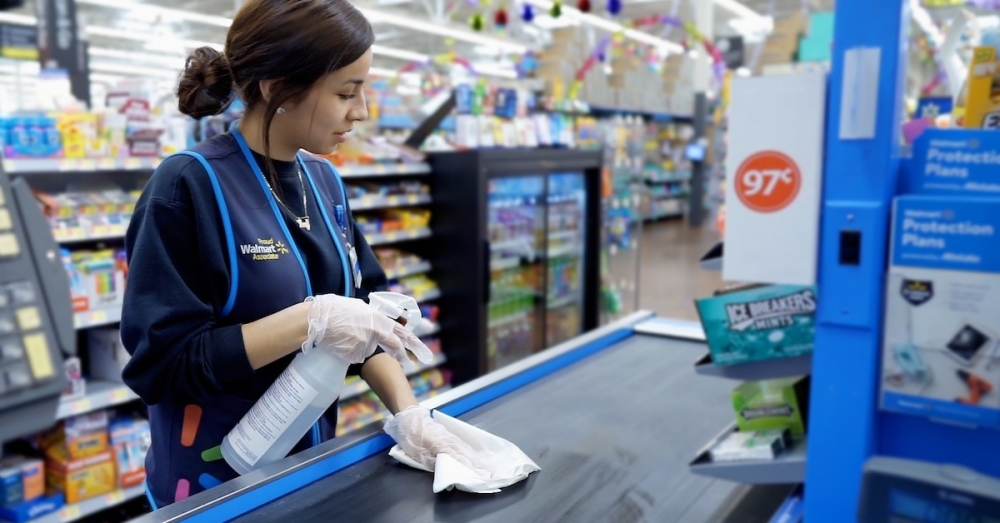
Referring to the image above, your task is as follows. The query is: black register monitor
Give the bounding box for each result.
[858,456,1000,522]
[0,163,75,445]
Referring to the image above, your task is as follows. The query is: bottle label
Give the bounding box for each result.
[227,364,319,466]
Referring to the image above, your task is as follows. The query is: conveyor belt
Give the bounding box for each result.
[233,334,745,523]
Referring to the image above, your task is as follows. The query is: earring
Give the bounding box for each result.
[276,107,286,114]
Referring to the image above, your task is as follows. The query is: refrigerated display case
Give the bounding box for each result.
[428,149,602,385]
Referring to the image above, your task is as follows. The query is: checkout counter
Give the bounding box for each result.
[129,313,750,523]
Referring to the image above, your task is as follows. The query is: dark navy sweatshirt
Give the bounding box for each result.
[120,150,387,406]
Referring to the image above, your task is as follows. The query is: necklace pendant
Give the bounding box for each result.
[297,216,311,231]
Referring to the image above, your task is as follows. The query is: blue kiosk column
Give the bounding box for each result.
[804,0,909,520]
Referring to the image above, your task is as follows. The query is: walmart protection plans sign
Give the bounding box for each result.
[724,73,827,285]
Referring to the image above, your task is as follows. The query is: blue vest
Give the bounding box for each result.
[144,126,357,508]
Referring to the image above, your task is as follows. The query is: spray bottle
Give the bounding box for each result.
[221,292,424,474]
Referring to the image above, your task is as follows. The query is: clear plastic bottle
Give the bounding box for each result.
[221,348,350,475]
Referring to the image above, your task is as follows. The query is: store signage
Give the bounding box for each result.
[0,23,37,61]
[35,0,89,104]
[724,73,827,286]
[891,196,1000,274]
[907,129,1000,196]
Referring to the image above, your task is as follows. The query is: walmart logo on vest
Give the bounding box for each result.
[239,238,290,261]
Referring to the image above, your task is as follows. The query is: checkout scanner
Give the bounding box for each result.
[0,163,75,446]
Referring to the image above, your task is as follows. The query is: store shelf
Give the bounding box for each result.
[33,485,146,523]
[337,385,453,435]
[3,157,161,174]
[74,305,122,330]
[490,237,534,252]
[366,228,432,246]
[56,381,139,420]
[349,194,431,211]
[412,288,441,303]
[694,353,813,381]
[488,311,529,329]
[340,353,448,401]
[548,244,581,258]
[689,424,807,485]
[337,163,431,178]
[547,295,579,310]
[489,257,521,271]
[548,230,577,241]
[383,260,431,280]
[53,225,128,245]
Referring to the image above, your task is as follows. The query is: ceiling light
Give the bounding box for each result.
[77,0,232,27]
[86,26,221,50]
[89,48,186,69]
[89,61,182,80]
[524,0,683,54]
[359,8,527,54]
[714,0,767,23]
[371,45,429,63]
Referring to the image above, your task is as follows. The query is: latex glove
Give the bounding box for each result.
[303,294,433,367]
[384,406,491,478]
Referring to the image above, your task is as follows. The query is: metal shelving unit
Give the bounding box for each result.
[366,228,432,247]
[689,423,807,485]
[349,194,431,211]
[32,485,146,523]
[694,353,813,382]
[383,260,432,280]
[73,305,122,330]
[56,381,138,420]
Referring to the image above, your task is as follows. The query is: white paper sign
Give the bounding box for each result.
[723,73,827,285]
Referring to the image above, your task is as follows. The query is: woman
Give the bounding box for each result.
[121,0,482,508]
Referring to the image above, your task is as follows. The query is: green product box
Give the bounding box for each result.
[695,284,817,366]
[731,376,810,437]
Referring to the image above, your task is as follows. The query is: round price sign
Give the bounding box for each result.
[734,150,802,213]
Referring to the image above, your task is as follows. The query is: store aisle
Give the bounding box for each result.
[639,220,722,321]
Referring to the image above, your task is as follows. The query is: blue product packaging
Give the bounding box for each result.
[455,84,473,115]
[881,195,1000,430]
[0,466,21,507]
[695,284,817,366]
[907,129,1000,196]
[0,493,64,523]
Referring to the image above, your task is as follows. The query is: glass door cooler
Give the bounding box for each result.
[428,149,602,385]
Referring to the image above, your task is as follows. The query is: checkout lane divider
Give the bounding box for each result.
[172,324,641,523]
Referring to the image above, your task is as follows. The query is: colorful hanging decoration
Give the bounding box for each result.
[632,15,726,83]
[606,0,622,16]
[577,0,591,13]
[550,0,562,18]
[470,13,485,31]
[568,35,612,99]
[521,4,534,22]
[494,8,508,28]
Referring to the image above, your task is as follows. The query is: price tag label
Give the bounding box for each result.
[69,397,92,414]
[78,159,96,171]
[386,232,397,242]
[106,490,125,504]
[109,388,130,403]
[125,158,142,170]
[58,160,77,172]
[2,160,14,173]
[375,164,387,174]
[98,158,116,170]
[734,150,801,214]
[60,505,81,521]
[388,196,400,206]
[407,195,419,204]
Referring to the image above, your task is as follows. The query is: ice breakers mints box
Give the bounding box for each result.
[881,195,1000,430]
[695,284,817,366]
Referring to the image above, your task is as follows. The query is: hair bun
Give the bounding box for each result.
[177,47,235,119]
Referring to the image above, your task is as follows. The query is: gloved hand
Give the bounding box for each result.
[303,294,433,367]
[384,405,491,478]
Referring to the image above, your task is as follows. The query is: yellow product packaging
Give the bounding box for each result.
[963,45,1000,129]
[44,447,115,504]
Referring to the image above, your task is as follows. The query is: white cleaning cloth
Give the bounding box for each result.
[388,411,541,494]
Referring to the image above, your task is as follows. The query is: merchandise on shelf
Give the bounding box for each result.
[108,417,150,489]
[337,368,452,435]
[62,357,85,400]
[354,209,431,236]
[62,248,128,316]
[731,377,810,437]
[961,33,1000,129]
[880,195,1000,429]
[40,411,110,462]
[695,284,817,366]
[0,492,63,523]
[709,427,794,462]
[2,116,62,159]
[40,412,116,504]
[389,274,439,299]
[34,189,140,241]
[373,248,426,272]
[346,181,429,200]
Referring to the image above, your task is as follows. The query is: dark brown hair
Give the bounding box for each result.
[177,0,374,173]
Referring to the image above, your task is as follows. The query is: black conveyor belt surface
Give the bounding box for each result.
[235,334,744,523]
